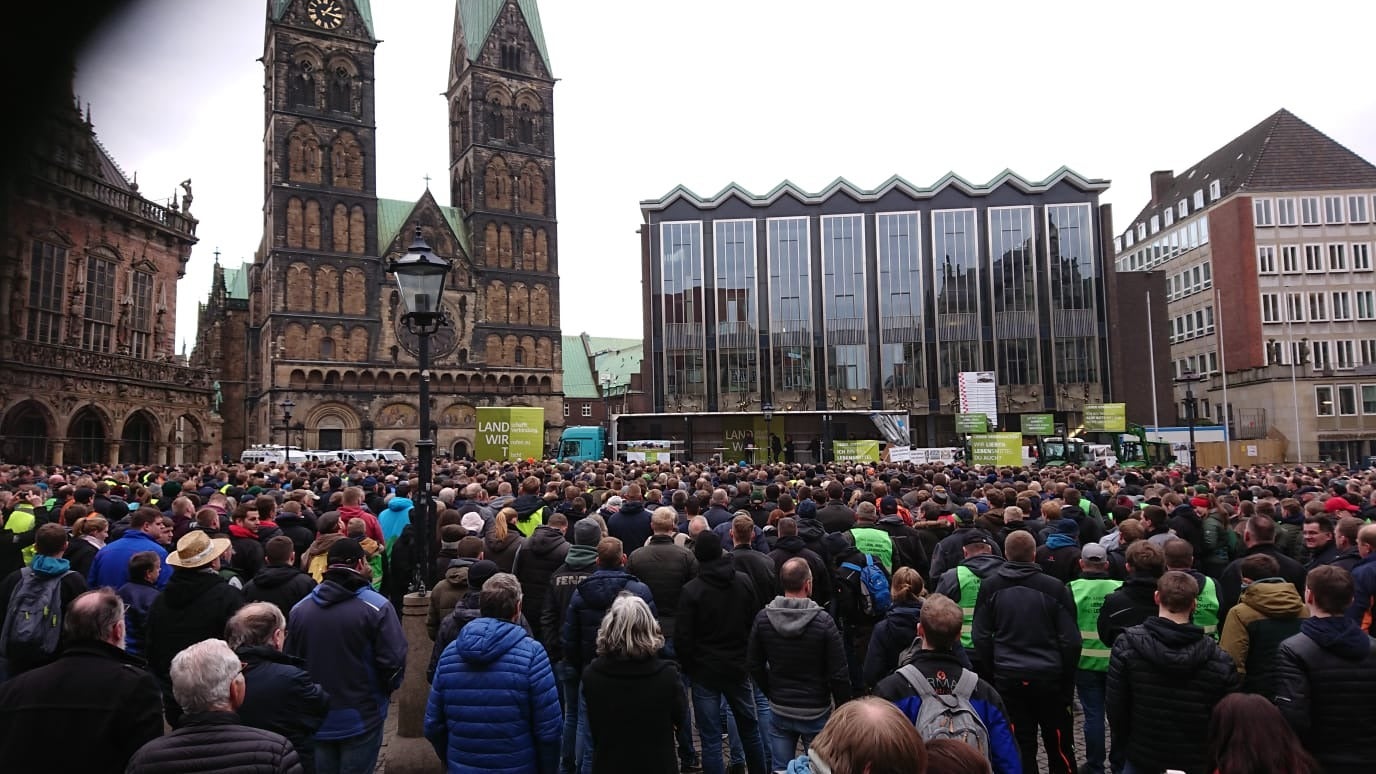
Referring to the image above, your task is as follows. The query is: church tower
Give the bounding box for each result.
[258,0,380,438]
[448,0,560,369]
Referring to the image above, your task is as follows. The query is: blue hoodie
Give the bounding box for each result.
[425,616,561,774]
[379,497,414,546]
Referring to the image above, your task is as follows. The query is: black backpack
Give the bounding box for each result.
[0,568,73,667]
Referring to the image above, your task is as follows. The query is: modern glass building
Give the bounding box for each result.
[639,169,1115,446]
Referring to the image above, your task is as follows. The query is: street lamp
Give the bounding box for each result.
[1174,367,1205,476]
[762,402,774,464]
[389,227,451,592]
[279,399,294,451]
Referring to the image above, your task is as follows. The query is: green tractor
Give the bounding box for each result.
[1114,424,1175,468]
[1038,436,1093,467]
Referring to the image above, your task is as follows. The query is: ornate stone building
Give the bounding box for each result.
[196,0,562,459]
[0,81,217,465]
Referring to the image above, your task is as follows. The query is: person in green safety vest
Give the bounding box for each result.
[849,502,894,573]
[1068,544,1123,774]
[1164,538,1220,639]
[932,532,1005,657]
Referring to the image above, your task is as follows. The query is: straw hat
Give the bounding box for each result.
[166,530,231,569]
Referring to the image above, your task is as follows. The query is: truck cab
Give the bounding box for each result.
[558,426,607,463]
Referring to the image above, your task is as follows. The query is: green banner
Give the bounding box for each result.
[1019,414,1055,435]
[475,407,546,461]
[723,415,767,463]
[1084,403,1127,433]
[969,432,1024,466]
[833,440,881,463]
[955,413,989,434]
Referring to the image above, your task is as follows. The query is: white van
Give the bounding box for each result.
[305,450,342,463]
[372,449,406,463]
[338,449,378,463]
[240,445,307,465]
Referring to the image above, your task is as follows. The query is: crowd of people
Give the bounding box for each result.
[0,456,1375,774]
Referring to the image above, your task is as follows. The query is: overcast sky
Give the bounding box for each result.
[75,0,1376,355]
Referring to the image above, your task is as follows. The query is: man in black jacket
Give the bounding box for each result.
[815,481,856,533]
[747,558,850,768]
[767,517,831,612]
[1274,565,1376,774]
[540,520,600,774]
[512,513,569,642]
[1098,540,1165,649]
[227,602,329,773]
[730,514,779,611]
[0,588,163,774]
[1167,493,1207,568]
[243,536,316,622]
[676,532,767,774]
[1107,571,1239,774]
[1303,514,1339,571]
[927,508,1001,580]
[1218,514,1307,620]
[126,638,302,774]
[1332,516,1363,573]
[971,530,1080,774]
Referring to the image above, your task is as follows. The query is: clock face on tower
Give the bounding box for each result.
[307,0,345,29]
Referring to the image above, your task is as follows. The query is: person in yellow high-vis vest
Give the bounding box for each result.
[1068,544,1123,774]
[1164,538,1220,638]
[933,532,1005,655]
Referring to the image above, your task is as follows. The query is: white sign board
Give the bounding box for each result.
[958,371,998,428]
[889,446,962,465]
[1246,444,1258,457]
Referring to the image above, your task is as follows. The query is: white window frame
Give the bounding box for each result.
[1325,195,1345,225]
[1363,384,1376,414]
[1364,342,1376,367]
[1333,291,1353,321]
[1164,208,1174,227]
[1257,245,1277,274]
[1338,383,1359,414]
[1277,197,1298,226]
[1286,292,1305,323]
[1178,200,1189,218]
[1309,291,1328,321]
[1137,223,1146,241]
[1281,245,1301,274]
[581,404,592,418]
[1352,243,1372,272]
[1301,197,1322,226]
[1316,386,1335,416]
[1329,243,1348,272]
[1313,341,1332,371]
[1150,215,1160,234]
[1261,292,1281,324]
[1348,195,1369,224]
[1305,244,1325,273]
[1209,180,1221,201]
[1358,290,1376,320]
[1337,341,1357,371]
[1254,198,1274,227]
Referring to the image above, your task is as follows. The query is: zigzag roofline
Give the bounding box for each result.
[640,167,1109,213]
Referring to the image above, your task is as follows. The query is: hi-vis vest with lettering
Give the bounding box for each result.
[956,565,983,649]
[1070,577,1123,672]
[1195,575,1220,639]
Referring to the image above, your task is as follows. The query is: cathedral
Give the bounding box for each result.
[196,0,563,459]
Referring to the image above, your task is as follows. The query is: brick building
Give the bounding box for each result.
[197,0,563,459]
[1115,109,1376,464]
[0,80,218,465]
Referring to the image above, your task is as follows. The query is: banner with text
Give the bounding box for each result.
[833,440,881,463]
[476,407,545,461]
[1019,414,1055,436]
[958,371,998,427]
[955,413,989,434]
[723,415,766,463]
[969,432,1024,467]
[1084,404,1127,433]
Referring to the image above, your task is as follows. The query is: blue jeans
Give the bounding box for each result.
[556,662,580,774]
[663,640,699,766]
[768,712,828,767]
[576,690,594,774]
[691,679,768,774]
[314,724,384,774]
[1076,669,1108,774]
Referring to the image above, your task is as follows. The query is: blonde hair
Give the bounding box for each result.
[595,593,663,660]
[890,566,924,604]
[492,507,518,541]
[73,515,109,537]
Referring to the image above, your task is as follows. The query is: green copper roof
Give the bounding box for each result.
[562,334,642,399]
[223,261,251,302]
[376,195,471,258]
[459,0,552,74]
[273,0,375,39]
[641,166,1110,213]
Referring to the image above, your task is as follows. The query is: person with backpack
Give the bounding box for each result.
[934,533,1006,662]
[873,593,1021,774]
[826,528,892,693]
[972,530,1080,774]
[0,523,87,679]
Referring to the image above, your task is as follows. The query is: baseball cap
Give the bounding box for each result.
[1324,496,1359,513]
[1081,544,1109,563]
[604,496,624,509]
[879,496,899,515]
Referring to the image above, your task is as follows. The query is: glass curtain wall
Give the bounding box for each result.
[932,209,981,388]
[821,215,868,392]
[1046,203,1100,384]
[660,221,706,400]
[768,218,813,396]
[714,219,759,404]
[877,212,924,393]
[987,207,1039,385]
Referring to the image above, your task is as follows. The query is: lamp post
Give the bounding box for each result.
[389,227,451,592]
[279,399,294,452]
[1175,367,1205,476]
[762,402,774,464]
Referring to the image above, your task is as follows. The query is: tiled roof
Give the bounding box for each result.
[642,167,1109,213]
[272,0,375,38]
[1127,108,1376,230]
[458,0,553,74]
[561,334,642,399]
[89,132,135,193]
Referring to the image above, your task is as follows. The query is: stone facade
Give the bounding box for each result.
[0,86,218,465]
[197,0,563,460]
